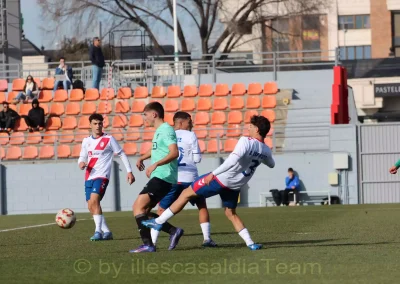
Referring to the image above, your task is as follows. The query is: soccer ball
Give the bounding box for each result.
[55,208,76,229]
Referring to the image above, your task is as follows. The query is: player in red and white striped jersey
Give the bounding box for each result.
[78,113,135,241]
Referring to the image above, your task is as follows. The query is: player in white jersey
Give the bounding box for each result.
[142,115,275,250]
[150,112,217,249]
[78,113,135,241]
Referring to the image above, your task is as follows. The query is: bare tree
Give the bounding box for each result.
[37,0,329,59]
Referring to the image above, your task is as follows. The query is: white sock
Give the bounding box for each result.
[200,222,211,240]
[93,215,102,233]
[155,208,175,224]
[151,228,160,245]
[101,215,110,233]
[238,228,254,246]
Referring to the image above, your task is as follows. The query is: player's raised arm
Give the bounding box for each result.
[78,138,88,170]
[110,136,135,184]
[191,132,202,164]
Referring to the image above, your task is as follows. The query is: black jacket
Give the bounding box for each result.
[89,45,105,68]
[0,108,19,121]
[28,99,45,127]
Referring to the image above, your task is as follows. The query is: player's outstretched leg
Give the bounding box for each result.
[195,198,217,247]
[148,211,184,250]
[87,193,103,241]
[224,208,262,250]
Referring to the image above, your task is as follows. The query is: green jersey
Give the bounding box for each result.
[151,122,178,184]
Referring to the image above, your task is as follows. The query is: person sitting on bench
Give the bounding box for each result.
[282,168,300,206]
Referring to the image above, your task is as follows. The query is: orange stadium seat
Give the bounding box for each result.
[10,132,25,145]
[19,104,32,116]
[49,103,65,116]
[12,78,25,91]
[78,116,90,129]
[261,109,276,122]
[126,128,141,141]
[46,117,61,130]
[245,110,259,123]
[84,88,100,101]
[0,79,7,92]
[57,145,71,158]
[41,78,55,90]
[65,102,81,115]
[111,129,124,141]
[59,130,74,144]
[71,144,81,158]
[198,140,206,153]
[117,87,132,99]
[267,126,274,136]
[134,86,148,99]
[115,101,130,113]
[0,132,9,145]
[103,115,110,128]
[226,124,242,137]
[193,126,207,139]
[0,147,4,159]
[209,125,224,138]
[27,132,42,144]
[246,96,261,109]
[112,115,127,128]
[43,131,57,144]
[167,85,181,98]
[265,137,273,148]
[123,143,137,156]
[129,114,144,127]
[97,101,112,114]
[39,146,54,159]
[62,116,77,130]
[6,146,22,160]
[231,83,246,96]
[23,146,38,159]
[8,104,17,112]
[53,90,68,102]
[211,111,226,125]
[197,98,212,111]
[207,140,222,153]
[194,112,209,125]
[262,96,277,108]
[213,97,228,110]
[264,82,278,94]
[165,99,179,112]
[38,90,52,103]
[165,113,174,125]
[228,111,243,124]
[41,103,49,116]
[143,127,155,140]
[198,84,213,97]
[34,78,41,89]
[7,91,18,103]
[248,83,263,95]
[183,85,197,97]
[230,97,244,109]
[215,84,229,96]
[14,119,28,131]
[0,92,5,102]
[75,130,90,143]
[140,142,152,155]
[224,139,238,152]
[151,86,165,98]
[69,89,84,101]
[181,98,195,111]
[100,88,115,100]
[132,100,146,113]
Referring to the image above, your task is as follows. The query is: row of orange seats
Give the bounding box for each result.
[1,138,273,160]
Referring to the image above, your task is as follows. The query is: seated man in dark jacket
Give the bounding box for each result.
[24,99,45,132]
[0,102,20,132]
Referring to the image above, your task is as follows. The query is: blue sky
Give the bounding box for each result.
[21,0,51,49]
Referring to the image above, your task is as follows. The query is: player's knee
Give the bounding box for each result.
[182,187,196,199]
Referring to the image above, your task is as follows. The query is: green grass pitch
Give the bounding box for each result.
[1,204,400,284]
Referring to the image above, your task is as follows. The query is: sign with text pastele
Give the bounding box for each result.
[374,83,400,97]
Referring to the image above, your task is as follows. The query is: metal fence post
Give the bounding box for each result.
[217,134,221,157]
[273,52,277,81]
[335,47,339,66]
[272,130,276,153]
[212,55,216,83]
[0,162,4,215]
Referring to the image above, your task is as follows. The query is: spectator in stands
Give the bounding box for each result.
[282,168,301,206]
[89,37,105,90]
[13,75,38,104]
[53,57,73,92]
[23,98,45,132]
[0,102,20,132]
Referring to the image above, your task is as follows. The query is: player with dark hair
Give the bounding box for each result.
[78,113,135,241]
[130,102,179,253]
[142,115,275,250]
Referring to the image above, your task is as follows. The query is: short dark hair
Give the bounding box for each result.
[250,115,270,139]
[288,168,294,173]
[89,113,104,122]
[2,101,9,106]
[144,102,164,119]
[173,111,191,123]
[60,57,65,61]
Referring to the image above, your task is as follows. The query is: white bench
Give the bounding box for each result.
[259,190,332,206]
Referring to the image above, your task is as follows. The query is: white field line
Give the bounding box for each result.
[0,218,89,233]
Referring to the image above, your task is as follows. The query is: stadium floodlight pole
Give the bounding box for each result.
[173,0,179,75]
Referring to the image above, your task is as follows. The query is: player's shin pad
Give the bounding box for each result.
[135,213,153,246]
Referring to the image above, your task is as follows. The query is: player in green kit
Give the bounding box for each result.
[130,102,179,253]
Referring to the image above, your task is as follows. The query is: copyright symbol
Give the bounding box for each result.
[74,259,91,274]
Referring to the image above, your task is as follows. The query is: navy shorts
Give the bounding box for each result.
[191,173,240,209]
[85,178,109,201]
[159,182,206,209]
